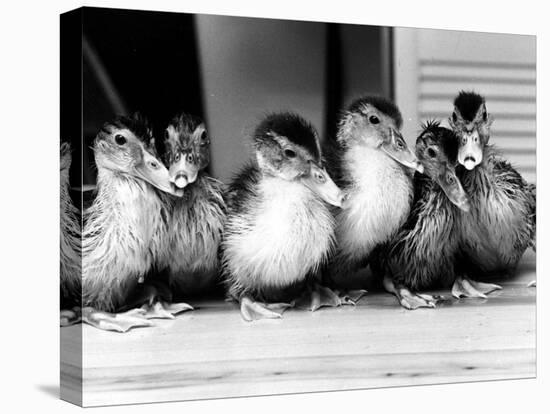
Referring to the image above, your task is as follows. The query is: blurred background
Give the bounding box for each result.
[61,7,535,189]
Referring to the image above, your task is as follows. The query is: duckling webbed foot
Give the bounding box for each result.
[240,296,292,322]
[399,291,440,310]
[60,307,81,326]
[140,301,194,319]
[383,276,441,310]
[81,307,154,333]
[452,276,502,299]
[294,283,367,311]
[126,281,193,320]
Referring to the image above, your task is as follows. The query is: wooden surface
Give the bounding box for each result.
[61,251,536,407]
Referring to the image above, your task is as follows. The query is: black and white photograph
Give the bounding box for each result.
[2,1,547,413]
[57,5,539,407]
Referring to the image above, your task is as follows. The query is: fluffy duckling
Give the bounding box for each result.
[449,91,536,294]
[221,112,353,321]
[324,96,424,284]
[81,114,185,332]
[373,122,471,309]
[158,113,226,300]
[59,142,82,326]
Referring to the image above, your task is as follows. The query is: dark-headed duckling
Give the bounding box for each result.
[221,112,354,321]
[449,91,536,293]
[60,142,82,326]
[373,122,471,309]
[81,114,184,332]
[324,96,424,283]
[159,112,226,300]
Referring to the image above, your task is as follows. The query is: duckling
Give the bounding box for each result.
[158,112,226,300]
[372,121,471,309]
[59,142,82,326]
[81,114,186,332]
[449,91,536,295]
[324,96,424,284]
[221,112,352,321]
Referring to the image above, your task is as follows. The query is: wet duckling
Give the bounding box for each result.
[159,113,226,300]
[82,114,185,332]
[59,142,82,326]
[324,96,424,284]
[449,91,536,294]
[373,122,471,309]
[221,112,351,321]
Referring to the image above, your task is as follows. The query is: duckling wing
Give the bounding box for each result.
[322,138,351,189]
[223,163,261,213]
[491,158,536,250]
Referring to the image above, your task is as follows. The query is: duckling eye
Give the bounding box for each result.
[427,148,436,158]
[396,139,405,149]
[174,152,181,162]
[149,160,160,170]
[447,174,455,184]
[315,171,326,183]
[114,134,127,146]
[369,115,380,124]
[284,149,296,158]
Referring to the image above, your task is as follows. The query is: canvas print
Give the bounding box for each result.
[60,6,536,407]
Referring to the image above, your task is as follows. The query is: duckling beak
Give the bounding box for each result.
[302,164,345,208]
[381,129,424,173]
[133,150,180,195]
[457,131,483,170]
[169,157,199,189]
[436,171,471,212]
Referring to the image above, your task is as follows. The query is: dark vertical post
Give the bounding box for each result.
[323,23,343,143]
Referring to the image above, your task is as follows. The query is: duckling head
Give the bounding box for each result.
[337,96,424,173]
[163,113,210,190]
[449,91,493,170]
[94,113,180,195]
[416,121,470,212]
[253,112,345,207]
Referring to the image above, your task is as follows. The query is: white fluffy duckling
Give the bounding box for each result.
[221,112,357,321]
[324,96,424,284]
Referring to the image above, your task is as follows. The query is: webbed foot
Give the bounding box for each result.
[527,280,536,288]
[383,275,441,310]
[126,281,193,320]
[81,307,154,333]
[398,290,441,310]
[240,296,292,322]
[60,307,81,326]
[294,283,367,311]
[452,276,502,299]
[140,301,194,319]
